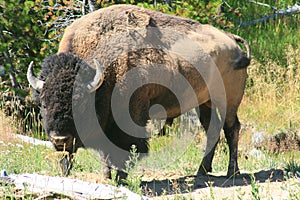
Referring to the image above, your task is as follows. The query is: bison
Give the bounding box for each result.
[27,4,251,179]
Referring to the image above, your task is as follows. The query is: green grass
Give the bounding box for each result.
[0,142,52,175]
[225,0,300,66]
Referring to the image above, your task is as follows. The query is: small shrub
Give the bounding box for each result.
[268,130,300,153]
[122,145,143,194]
[285,160,300,179]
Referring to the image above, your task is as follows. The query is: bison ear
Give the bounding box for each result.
[27,61,45,91]
[87,59,105,93]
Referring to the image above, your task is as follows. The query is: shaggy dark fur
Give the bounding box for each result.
[35,53,149,172]
[36,53,96,149]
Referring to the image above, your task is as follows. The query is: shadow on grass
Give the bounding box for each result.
[141,169,285,196]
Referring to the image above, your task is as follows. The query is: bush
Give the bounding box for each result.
[0,0,84,135]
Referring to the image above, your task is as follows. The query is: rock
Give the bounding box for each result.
[268,130,300,153]
[0,170,8,177]
[252,131,268,148]
[249,148,265,160]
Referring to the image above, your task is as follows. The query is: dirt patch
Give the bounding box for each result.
[141,169,284,195]
[154,178,300,200]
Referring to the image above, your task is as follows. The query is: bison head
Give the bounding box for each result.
[27,53,104,174]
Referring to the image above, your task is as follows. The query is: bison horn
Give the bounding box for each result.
[27,61,45,91]
[87,59,104,93]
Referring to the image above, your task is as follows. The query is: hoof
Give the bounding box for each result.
[116,170,128,180]
[103,167,111,179]
[158,128,166,136]
[60,154,73,176]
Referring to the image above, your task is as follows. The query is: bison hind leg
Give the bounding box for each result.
[197,103,222,175]
[223,115,241,177]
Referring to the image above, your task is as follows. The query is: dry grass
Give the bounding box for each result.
[239,45,300,133]
[0,110,16,144]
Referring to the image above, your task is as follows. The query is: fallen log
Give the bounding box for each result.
[0,171,152,200]
[14,134,53,148]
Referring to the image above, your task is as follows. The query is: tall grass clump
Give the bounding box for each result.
[0,90,45,140]
[250,174,261,200]
[240,46,300,132]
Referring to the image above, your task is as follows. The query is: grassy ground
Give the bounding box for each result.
[1,105,300,199]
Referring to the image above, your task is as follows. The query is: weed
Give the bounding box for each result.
[284,160,300,179]
[109,167,119,186]
[183,177,195,194]
[236,187,245,200]
[250,174,260,200]
[207,181,215,200]
[122,145,143,195]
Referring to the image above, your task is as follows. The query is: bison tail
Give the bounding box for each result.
[234,55,251,69]
[226,32,251,69]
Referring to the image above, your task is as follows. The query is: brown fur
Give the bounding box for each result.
[49,4,252,178]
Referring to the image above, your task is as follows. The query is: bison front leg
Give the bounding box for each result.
[100,157,128,181]
[60,153,74,176]
[223,116,241,177]
[197,103,221,175]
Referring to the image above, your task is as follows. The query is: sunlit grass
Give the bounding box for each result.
[239,46,300,133]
